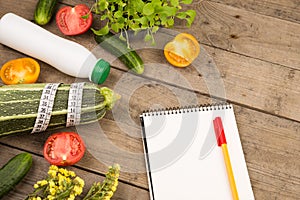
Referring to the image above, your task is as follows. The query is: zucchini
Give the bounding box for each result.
[94,32,144,74]
[0,83,118,137]
[34,0,57,25]
[0,153,32,198]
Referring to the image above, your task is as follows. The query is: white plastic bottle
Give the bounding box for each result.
[0,13,110,84]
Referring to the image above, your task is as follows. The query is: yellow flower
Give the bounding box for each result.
[59,168,69,177]
[69,171,76,177]
[47,195,55,200]
[73,185,83,195]
[48,180,56,188]
[58,184,64,191]
[74,176,85,187]
[49,187,56,195]
[40,180,48,186]
[108,191,114,196]
[27,165,88,200]
[48,165,58,178]
[66,177,71,184]
[48,170,57,178]
[57,173,65,185]
[68,193,75,200]
[49,165,58,171]
[111,185,117,192]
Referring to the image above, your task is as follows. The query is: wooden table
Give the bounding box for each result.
[1,0,300,199]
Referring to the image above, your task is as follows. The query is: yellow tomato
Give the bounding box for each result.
[1,57,40,85]
[164,33,200,67]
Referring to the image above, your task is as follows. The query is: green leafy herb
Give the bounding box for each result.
[92,0,196,46]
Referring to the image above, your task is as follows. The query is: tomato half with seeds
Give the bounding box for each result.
[0,57,40,85]
[164,33,200,67]
[43,132,86,166]
[56,4,92,35]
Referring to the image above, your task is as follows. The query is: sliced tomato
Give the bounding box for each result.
[43,132,86,166]
[56,4,92,36]
[164,33,200,67]
[0,57,40,85]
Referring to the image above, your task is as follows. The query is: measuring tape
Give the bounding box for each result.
[32,83,60,133]
[66,82,85,127]
[32,82,85,133]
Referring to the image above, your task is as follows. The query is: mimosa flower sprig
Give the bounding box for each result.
[26,165,84,200]
[26,164,120,200]
[83,164,120,200]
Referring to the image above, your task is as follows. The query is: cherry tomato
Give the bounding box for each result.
[164,33,200,67]
[43,132,86,166]
[0,57,40,85]
[56,4,92,36]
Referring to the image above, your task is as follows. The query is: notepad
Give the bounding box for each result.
[140,104,255,200]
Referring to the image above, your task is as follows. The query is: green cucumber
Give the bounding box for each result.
[0,152,32,198]
[0,83,118,137]
[34,0,57,25]
[94,32,144,74]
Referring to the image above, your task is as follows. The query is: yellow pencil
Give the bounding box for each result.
[213,117,239,200]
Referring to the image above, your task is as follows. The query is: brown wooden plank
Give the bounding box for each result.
[182,1,300,70]
[1,68,300,199]
[1,25,300,124]
[235,106,300,199]
[4,0,300,71]
[56,0,300,71]
[203,45,300,121]
[0,0,36,20]
[1,1,300,122]
[132,41,300,122]
[209,0,300,24]
[0,144,150,200]
[1,1,300,199]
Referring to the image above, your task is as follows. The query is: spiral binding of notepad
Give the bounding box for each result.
[142,103,232,116]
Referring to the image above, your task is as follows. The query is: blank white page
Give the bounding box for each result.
[140,104,255,200]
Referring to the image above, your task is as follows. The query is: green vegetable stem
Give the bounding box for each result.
[91,0,196,46]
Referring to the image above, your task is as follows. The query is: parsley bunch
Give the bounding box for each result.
[92,0,196,46]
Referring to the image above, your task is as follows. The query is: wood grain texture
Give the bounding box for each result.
[1,5,300,123]
[1,68,300,199]
[183,1,300,70]
[209,0,300,24]
[1,0,300,199]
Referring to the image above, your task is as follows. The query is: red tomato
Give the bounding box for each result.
[56,4,92,35]
[43,132,86,166]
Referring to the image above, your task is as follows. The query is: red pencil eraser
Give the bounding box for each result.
[213,117,227,146]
